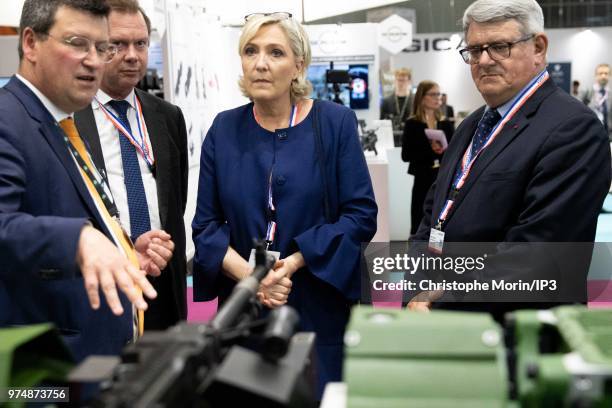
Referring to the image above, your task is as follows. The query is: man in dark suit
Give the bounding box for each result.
[0,0,172,362]
[581,63,611,140]
[75,0,188,330]
[406,0,610,314]
[439,93,455,124]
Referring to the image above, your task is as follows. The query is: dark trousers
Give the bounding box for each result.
[410,170,437,235]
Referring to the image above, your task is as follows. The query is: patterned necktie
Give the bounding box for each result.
[600,87,608,132]
[59,118,144,337]
[107,100,151,242]
[471,109,501,157]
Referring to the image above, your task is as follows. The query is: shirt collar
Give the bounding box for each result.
[16,74,71,122]
[489,68,547,117]
[94,88,137,110]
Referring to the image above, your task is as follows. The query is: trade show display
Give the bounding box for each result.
[1,1,612,407]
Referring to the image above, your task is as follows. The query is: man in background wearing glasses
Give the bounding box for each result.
[75,0,188,331]
[0,0,169,363]
[406,0,610,318]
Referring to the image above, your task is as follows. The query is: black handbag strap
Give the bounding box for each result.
[312,99,332,223]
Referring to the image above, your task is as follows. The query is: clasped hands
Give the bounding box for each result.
[257,252,304,309]
[77,226,175,315]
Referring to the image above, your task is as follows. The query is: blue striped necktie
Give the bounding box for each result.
[107,99,151,241]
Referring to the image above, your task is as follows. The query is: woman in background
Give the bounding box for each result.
[191,12,377,396]
[402,80,454,235]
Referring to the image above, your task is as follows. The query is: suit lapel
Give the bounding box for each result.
[443,78,558,221]
[5,77,108,233]
[74,104,108,178]
[137,90,170,228]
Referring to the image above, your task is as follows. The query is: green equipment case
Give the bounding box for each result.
[344,306,508,408]
[344,305,612,407]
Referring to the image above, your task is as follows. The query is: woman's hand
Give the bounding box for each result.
[257,252,305,308]
[430,140,445,154]
[273,252,305,279]
[258,270,293,308]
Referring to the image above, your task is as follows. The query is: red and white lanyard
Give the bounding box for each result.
[96,94,155,170]
[436,70,550,227]
[254,104,299,248]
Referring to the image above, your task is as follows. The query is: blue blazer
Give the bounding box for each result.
[192,100,377,393]
[0,77,132,362]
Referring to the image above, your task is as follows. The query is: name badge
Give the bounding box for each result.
[428,228,445,254]
[248,248,280,268]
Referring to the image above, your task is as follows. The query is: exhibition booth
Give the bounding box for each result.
[2,2,612,247]
[2,0,612,406]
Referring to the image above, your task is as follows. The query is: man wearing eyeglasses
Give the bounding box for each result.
[406,0,610,318]
[75,0,188,330]
[0,0,170,362]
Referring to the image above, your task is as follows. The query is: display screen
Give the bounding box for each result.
[307,64,349,106]
[348,65,369,110]
[308,63,370,109]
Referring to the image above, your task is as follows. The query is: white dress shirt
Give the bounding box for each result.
[92,89,161,236]
[16,74,70,122]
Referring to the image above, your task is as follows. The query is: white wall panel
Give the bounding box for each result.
[392,27,612,117]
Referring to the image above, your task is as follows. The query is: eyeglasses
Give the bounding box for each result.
[459,34,535,64]
[111,39,149,54]
[425,92,441,97]
[45,33,117,63]
[244,12,292,22]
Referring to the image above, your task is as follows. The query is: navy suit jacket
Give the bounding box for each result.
[0,76,132,362]
[410,78,610,315]
[414,78,610,243]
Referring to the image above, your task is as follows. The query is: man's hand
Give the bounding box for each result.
[406,290,444,312]
[134,230,174,276]
[77,225,157,315]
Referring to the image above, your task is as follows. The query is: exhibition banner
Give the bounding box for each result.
[548,62,572,94]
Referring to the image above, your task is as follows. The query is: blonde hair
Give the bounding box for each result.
[394,67,412,80]
[238,14,312,103]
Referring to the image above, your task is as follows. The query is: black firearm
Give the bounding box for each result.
[70,241,316,408]
[358,119,378,155]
